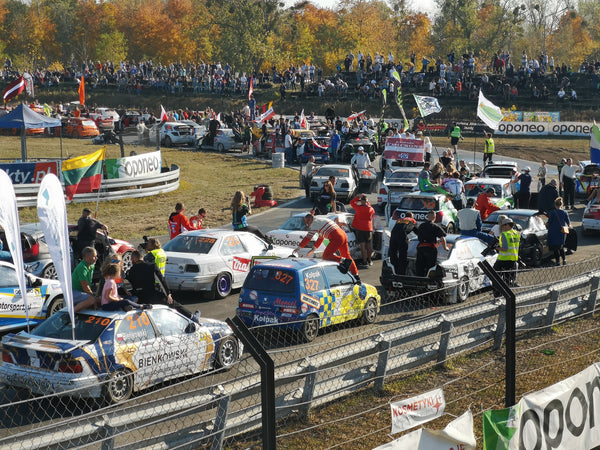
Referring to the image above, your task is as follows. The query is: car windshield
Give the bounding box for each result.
[315,167,349,178]
[398,197,439,210]
[30,311,111,342]
[465,183,502,197]
[244,267,296,293]
[389,171,420,181]
[483,167,515,178]
[486,212,530,229]
[280,216,307,231]
[163,234,216,253]
[81,120,96,127]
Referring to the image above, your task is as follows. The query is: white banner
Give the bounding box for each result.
[105,150,162,179]
[495,121,595,137]
[37,174,74,327]
[390,387,445,434]
[376,410,476,449]
[0,170,30,322]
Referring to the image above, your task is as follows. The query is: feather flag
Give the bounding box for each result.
[300,109,308,129]
[390,70,409,131]
[413,95,442,117]
[591,121,600,164]
[3,76,26,103]
[160,105,168,122]
[78,76,85,106]
[477,90,503,130]
[61,147,106,200]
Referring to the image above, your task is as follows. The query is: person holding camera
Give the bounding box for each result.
[231,190,272,243]
[350,194,375,267]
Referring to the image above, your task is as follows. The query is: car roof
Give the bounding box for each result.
[174,229,234,238]
[484,160,518,167]
[315,164,352,170]
[251,257,337,271]
[485,209,540,219]
[465,178,509,185]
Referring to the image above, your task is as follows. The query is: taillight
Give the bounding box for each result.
[58,359,83,373]
[2,349,12,363]
[435,211,444,223]
[584,205,600,219]
[23,242,40,261]
[379,188,387,195]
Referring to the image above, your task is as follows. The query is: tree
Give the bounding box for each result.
[548,12,593,67]
[431,0,478,57]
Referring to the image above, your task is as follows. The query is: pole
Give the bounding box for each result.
[94,158,105,218]
[473,135,477,169]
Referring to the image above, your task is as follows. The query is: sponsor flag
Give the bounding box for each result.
[0,170,30,326]
[390,388,445,434]
[160,105,168,122]
[413,95,442,117]
[347,110,366,122]
[591,120,600,164]
[482,407,518,450]
[390,70,409,131]
[258,106,275,123]
[3,76,26,103]
[78,76,85,106]
[43,103,52,117]
[248,76,254,100]
[61,147,106,200]
[37,174,74,334]
[300,109,308,129]
[477,90,503,130]
[382,88,387,105]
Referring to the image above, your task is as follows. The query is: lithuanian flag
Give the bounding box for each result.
[61,147,105,200]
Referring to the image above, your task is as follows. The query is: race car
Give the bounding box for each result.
[385,191,458,233]
[308,164,359,203]
[162,229,293,299]
[377,167,421,208]
[0,305,242,403]
[463,178,514,209]
[0,261,64,333]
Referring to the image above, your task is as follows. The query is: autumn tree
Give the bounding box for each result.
[548,12,593,68]
[431,0,478,57]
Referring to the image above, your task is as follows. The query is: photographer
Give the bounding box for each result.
[231,190,272,243]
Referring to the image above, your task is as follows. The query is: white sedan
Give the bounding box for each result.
[377,167,420,208]
[163,229,292,299]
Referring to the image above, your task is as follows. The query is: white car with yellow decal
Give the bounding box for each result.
[0,261,64,333]
[0,305,242,403]
[163,229,293,299]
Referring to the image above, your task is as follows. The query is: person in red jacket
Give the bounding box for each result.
[474,187,500,220]
[168,202,196,239]
[296,213,359,278]
[350,194,375,267]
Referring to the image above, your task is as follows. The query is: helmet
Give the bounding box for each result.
[524,166,531,172]
[358,146,364,151]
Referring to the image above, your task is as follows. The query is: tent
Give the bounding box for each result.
[0,103,62,161]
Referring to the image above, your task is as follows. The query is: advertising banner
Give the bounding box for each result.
[495,121,595,137]
[383,138,424,162]
[390,387,445,434]
[522,111,560,122]
[0,161,59,184]
[105,150,162,180]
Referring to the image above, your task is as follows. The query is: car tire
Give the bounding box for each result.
[42,263,58,280]
[103,370,134,404]
[46,296,64,318]
[164,136,172,147]
[361,298,378,325]
[457,277,470,303]
[215,336,238,369]
[446,222,456,234]
[121,251,133,273]
[217,143,225,152]
[212,272,232,299]
[300,314,320,343]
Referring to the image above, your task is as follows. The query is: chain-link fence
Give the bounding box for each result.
[1,256,600,449]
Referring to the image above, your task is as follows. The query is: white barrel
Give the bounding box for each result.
[272,152,285,168]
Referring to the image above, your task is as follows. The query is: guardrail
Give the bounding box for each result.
[12,164,180,208]
[0,268,597,449]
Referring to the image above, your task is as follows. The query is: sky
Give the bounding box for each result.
[283,0,438,17]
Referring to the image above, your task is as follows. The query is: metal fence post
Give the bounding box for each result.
[436,316,452,367]
[546,290,559,327]
[587,276,600,312]
[478,260,516,408]
[211,395,231,450]
[227,317,276,449]
[493,300,506,350]
[300,362,317,419]
[374,336,391,392]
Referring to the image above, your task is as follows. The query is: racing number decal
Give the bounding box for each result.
[224,236,241,247]
[85,316,111,326]
[275,271,293,285]
[304,279,319,291]
[126,312,150,330]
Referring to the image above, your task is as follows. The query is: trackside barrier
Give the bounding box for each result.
[11,164,180,207]
[0,269,599,449]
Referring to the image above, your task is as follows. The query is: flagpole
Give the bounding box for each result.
[94,154,106,218]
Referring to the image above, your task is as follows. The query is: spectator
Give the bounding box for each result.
[512,166,532,209]
[350,194,376,267]
[547,197,571,266]
[76,208,107,258]
[415,210,449,277]
[388,212,417,275]
[168,202,196,239]
[538,179,559,214]
[560,158,582,209]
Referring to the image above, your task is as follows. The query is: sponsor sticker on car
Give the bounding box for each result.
[301,293,320,309]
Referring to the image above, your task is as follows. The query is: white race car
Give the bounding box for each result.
[308,164,359,203]
[377,167,421,208]
[0,261,64,333]
[163,229,293,298]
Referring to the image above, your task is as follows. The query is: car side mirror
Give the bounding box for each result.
[185,322,197,334]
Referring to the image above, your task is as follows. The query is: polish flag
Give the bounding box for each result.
[347,110,366,122]
[160,105,168,122]
[311,137,328,149]
[300,109,308,129]
[3,76,26,103]
[258,106,275,123]
[248,76,254,100]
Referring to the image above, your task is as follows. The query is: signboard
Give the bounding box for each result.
[522,111,560,122]
[105,150,162,180]
[0,161,59,184]
[390,387,445,434]
[384,138,424,162]
[495,121,594,137]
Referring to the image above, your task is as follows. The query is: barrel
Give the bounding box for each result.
[272,152,285,168]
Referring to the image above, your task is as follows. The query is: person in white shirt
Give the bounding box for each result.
[560,158,582,209]
[350,146,371,169]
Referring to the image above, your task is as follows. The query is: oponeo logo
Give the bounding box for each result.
[121,155,161,177]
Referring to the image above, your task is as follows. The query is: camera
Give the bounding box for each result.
[139,235,149,251]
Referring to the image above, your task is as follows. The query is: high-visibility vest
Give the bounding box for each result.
[485,138,495,153]
[497,229,520,261]
[149,248,167,274]
[450,126,461,138]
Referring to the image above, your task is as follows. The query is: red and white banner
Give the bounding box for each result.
[390,387,445,434]
[311,137,328,149]
[160,105,168,122]
[258,106,275,123]
[347,110,366,122]
[383,137,425,163]
[300,109,308,129]
[2,76,26,103]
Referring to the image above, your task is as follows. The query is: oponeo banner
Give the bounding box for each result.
[495,121,594,137]
[105,150,162,179]
[482,362,600,449]
[0,161,59,184]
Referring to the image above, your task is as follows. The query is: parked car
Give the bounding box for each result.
[385,191,459,233]
[309,164,359,203]
[340,136,377,162]
[236,258,380,342]
[481,161,519,179]
[576,161,600,196]
[482,209,550,267]
[200,128,243,152]
[88,113,115,132]
[0,261,64,333]
[180,120,206,140]
[95,107,120,126]
[158,122,196,147]
[253,130,283,158]
[380,235,497,304]
[299,135,330,163]
[1,223,55,279]
[162,229,293,299]
[582,199,600,233]
[377,167,421,208]
[62,117,100,138]
[464,178,514,209]
[0,305,242,403]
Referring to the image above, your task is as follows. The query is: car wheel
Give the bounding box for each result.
[361,298,378,325]
[212,272,232,299]
[121,251,133,273]
[446,222,456,234]
[164,136,172,147]
[103,370,133,404]
[46,296,64,318]
[42,263,58,280]
[217,143,225,152]
[300,314,320,343]
[457,277,470,303]
[531,242,543,267]
[215,336,238,369]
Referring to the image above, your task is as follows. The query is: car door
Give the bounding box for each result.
[321,264,359,325]
[0,265,45,323]
[219,233,251,286]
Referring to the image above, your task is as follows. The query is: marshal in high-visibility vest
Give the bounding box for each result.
[494,217,521,287]
[483,131,495,166]
[143,238,167,275]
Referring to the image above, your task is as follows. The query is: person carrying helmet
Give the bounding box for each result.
[350,146,371,169]
[475,187,501,220]
[512,166,532,209]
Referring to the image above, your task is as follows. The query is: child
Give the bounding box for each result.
[101,263,146,311]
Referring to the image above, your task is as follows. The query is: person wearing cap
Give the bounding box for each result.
[389,212,417,275]
[474,187,500,220]
[537,179,559,214]
[457,198,496,245]
[494,217,521,287]
[483,131,495,166]
[168,202,197,240]
[557,158,567,197]
[415,210,449,277]
[512,166,533,209]
[76,207,108,259]
[350,146,371,169]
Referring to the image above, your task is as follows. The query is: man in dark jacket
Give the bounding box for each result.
[537,179,559,214]
[388,212,417,275]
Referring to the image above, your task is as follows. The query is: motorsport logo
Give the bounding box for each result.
[232,257,251,272]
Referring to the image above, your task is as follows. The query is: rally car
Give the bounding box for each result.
[377,167,421,208]
[380,235,497,304]
[576,161,600,196]
[385,191,458,233]
[309,164,359,203]
[0,261,64,333]
[236,258,380,342]
[162,229,293,299]
[0,306,242,403]
[463,178,514,209]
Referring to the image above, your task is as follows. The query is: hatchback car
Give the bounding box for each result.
[236,258,380,342]
[0,261,64,333]
[377,168,421,208]
[163,230,293,299]
[480,161,519,179]
[576,161,600,195]
[2,223,55,279]
[380,235,497,304]
[0,306,242,403]
[158,122,196,147]
[62,117,100,138]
